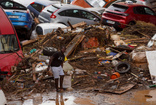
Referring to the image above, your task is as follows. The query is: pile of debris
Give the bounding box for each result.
[1,21,156,97]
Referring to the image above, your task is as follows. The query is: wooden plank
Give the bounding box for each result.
[64,35,85,57]
[34,17,40,24]
[43,35,57,46]
[124,37,148,42]
[66,22,86,29]
[67,21,74,30]
[22,39,38,46]
[110,46,134,53]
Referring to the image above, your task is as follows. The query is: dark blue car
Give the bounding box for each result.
[0,0,34,39]
[27,0,60,17]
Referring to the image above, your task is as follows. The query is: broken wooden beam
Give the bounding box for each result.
[67,21,74,30]
[22,39,38,46]
[64,35,85,57]
[66,21,87,29]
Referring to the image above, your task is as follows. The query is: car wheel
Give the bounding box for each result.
[43,47,57,56]
[115,62,131,73]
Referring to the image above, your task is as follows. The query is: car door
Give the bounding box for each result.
[58,9,100,26]
[58,9,82,25]
[79,10,101,25]
[144,7,156,25]
[133,6,149,23]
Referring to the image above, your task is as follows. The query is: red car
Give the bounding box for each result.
[102,1,156,30]
[0,6,23,77]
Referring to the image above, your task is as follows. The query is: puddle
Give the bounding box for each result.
[131,89,156,105]
[7,89,156,105]
[74,97,94,105]
[8,92,95,105]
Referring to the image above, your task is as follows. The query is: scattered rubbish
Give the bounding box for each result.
[43,47,57,56]
[149,85,156,88]
[59,75,72,89]
[106,48,117,56]
[112,60,119,66]
[74,69,86,75]
[35,62,48,73]
[29,49,37,54]
[98,60,111,65]
[56,36,64,40]
[147,34,156,47]
[110,72,120,79]
[145,95,153,98]
[30,30,38,40]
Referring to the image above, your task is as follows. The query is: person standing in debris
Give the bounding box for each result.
[47,46,66,92]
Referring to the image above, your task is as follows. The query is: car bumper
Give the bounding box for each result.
[11,21,33,30]
[102,18,126,29]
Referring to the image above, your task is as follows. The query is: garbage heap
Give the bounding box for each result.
[1,21,156,97]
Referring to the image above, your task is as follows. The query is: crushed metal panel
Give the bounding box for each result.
[146,51,156,83]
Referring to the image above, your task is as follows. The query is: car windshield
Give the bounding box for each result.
[0,34,19,54]
[44,5,59,13]
[85,0,106,8]
[108,4,128,12]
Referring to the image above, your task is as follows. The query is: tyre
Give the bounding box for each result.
[43,47,57,56]
[115,62,131,73]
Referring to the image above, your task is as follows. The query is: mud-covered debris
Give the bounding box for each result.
[122,21,156,38]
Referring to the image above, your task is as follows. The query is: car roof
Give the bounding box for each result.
[0,6,15,35]
[33,0,60,6]
[52,4,89,10]
[115,2,147,8]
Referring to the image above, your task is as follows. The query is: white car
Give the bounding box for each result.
[35,23,67,35]
[0,89,7,105]
[38,4,101,26]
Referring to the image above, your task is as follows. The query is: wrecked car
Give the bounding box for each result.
[0,6,23,77]
[38,4,101,26]
[27,0,60,17]
[102,1,156,31]
[0,0,35,39]
[35,23,67,35]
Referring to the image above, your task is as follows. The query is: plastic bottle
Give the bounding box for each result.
[149,85,156,88]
